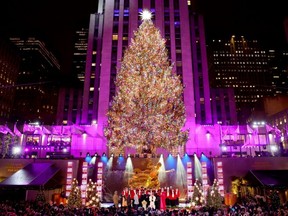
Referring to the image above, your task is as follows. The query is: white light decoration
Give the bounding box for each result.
[271,145,278,152]
[12,146,21,155]
[81,162,88,204]
[96,162,103,199]
[65,161,73,197]
[140,9,152,21]
[201,162,209,202]
[186,162,193,199]
[216,162,224,196]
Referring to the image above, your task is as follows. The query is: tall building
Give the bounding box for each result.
[57,0,215,154]
[56,29,88,125]
[267,49,288,96]
[208,35,273,123]
[10,37,60,125]
[210,88,237,125]
[56,87,83,125]
[284,17,288,44]
[72,28,89,83]
[0,37,21,123]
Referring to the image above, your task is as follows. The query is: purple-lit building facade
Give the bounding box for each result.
[56,1,282,157]
[57,0,216,156]
[210,88,237,125]
[1,2,288,203]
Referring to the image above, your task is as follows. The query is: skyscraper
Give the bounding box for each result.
[210,88,237,125]
[56,28,88,125]
[0,37,20,123]
[57,0,213,154]
[267,49,288,96]
[208,35,273,123]
[72,28,89,83]
[10,37,60,125]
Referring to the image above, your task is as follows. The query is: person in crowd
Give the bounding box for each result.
[141,199,147,210]
[121,194,127,208]
[127,193,132,210]
[160,187,167,210]
[133,190,139,210]
[112,191,119,208]
[149,192,156,210]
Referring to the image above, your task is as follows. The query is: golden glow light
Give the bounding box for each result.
[104,9,188,153]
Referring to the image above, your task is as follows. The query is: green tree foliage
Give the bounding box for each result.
[191,179,204,206]
[104,10,188,154]
[206,179,223,209]
[86,179,101,207]
[35,189,46,203]
[67,178,82,209]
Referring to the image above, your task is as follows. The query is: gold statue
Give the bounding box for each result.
[128,160,174,189]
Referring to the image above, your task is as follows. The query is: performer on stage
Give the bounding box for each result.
[175,188,180,206]
[121,194,127,208]
[149,192,156,209]
[133,191,140,210]
[160,187,167,210]
[113,191,119,208]
[141,199,147,210]
[169,188,177,207]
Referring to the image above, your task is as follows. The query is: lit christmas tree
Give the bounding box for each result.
[191,179,204,207]
[35,189,46,203]
[269,190,280,211]
[86,179,101,207]
[205,186,213,208]
[67,178,82,209]
[104,10,188,153]
[206,179,223,209]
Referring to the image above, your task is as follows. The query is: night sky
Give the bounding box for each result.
[200,0,288,47]
[0,1,287,74]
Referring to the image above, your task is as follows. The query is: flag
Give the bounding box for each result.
[0,125,8,134]
[234,125,240,134]
[247,125,254,134]
[42,126,51,134]
[274,126,281,136]
[265,124,274,133]
[233,125,240,141]
[62,126,71,135]
[0,124,14,135]
[23,123,36,133]
[33,126,43,135]
[5,124,14,136]
[52,126,63,135]
[13,123,22,137]
[253,127,258,136]
[71,124,84,135]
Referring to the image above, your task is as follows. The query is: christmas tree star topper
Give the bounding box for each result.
[140,9,152,21]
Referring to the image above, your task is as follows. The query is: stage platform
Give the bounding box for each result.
[100,202,190,208]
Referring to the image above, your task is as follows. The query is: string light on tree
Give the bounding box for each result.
[67,178,82,209]
[104,10,188,154]
[206,179,223,209]
[191,179,204,207]
[86,179,101,207]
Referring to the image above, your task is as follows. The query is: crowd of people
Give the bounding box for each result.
[1,194,288,215]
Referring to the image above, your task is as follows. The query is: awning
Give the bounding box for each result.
[0,162,61,190]
[245,170,288,188]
